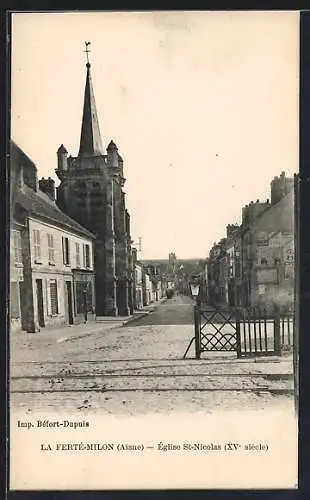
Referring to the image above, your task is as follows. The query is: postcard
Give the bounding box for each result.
[9,10,299,490]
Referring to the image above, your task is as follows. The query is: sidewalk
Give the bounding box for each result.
[10,298,166,352]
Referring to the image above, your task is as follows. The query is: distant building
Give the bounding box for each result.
[11,142,96,333]
[143,271,152,306]
[141,256,201,296]
[225,224,241,307]
[207,239,227,306]
[134,263,144,310]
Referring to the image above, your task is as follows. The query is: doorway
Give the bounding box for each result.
[66,281,74,325]
[36,279,45,327]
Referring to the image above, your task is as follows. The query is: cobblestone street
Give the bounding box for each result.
[11,295,295,415]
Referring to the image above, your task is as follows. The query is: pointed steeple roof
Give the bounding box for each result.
[78,62,104,157]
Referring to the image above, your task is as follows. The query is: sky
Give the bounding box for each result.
[11,11,299,259]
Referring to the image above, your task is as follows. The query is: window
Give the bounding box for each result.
[33,229,41,262]
[47,234,55,264]
[12,230,22,264]
[50,280,58,314]
[76,243,81,267]
[83,244,90,268]
[261,258,268,265]
[62,237,70,265]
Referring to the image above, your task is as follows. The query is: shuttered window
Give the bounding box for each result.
[85,244,90,267]
[12,230,22,264]
[33,229,41,262]
[50,279,59,314]
[76,243,81,267]
[47,234,55,264]
[83,244,90,268]
[62,237,70,265]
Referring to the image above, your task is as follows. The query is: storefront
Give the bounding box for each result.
[72,269,96,322]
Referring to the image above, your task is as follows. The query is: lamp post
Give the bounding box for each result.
[190,283,201,306]
[189,282,201,359]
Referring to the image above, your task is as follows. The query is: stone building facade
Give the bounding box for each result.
[10,142,96,333]
[56,59,133,316]
[10,220,24,332]
[242,188,294,311]
[206,172,295,312]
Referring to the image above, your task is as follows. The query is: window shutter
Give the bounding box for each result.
[37,230,41,260]
[57,278,62,314]
[83,244,86,268]
[50,280,58,314]
[45,279,50,316]
[62,237,65,264]
[66,238,70,265]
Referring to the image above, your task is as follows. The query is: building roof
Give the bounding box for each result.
[253,190,294,234]
[78,63,104,157]
[16,184,95,239]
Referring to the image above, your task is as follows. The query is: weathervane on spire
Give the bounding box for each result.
[84,41,91,65]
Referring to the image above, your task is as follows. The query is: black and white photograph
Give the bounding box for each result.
[9,10,299,490]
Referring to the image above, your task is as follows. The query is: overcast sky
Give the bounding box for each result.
[11,11,299,259]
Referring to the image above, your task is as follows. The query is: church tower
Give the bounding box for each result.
[56,44,132,316]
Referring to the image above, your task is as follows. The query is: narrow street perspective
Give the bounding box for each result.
[11,293,294,415]
[9,12,300,492]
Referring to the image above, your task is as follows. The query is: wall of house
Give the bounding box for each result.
[27,217,94,331]
[249,192,294,310]
[251,232,294,310]
[10,226,24,332]
[28,218,94,271]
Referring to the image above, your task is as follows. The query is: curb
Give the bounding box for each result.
[122,299,165,326]
[122,311,149,326]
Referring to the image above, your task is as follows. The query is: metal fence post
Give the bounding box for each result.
[274,304,281,356]
[235,309,242,358]
[194,304,201,360]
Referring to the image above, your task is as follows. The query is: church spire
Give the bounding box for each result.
[78,42,104,157]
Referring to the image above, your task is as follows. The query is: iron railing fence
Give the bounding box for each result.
[188,304,294,359]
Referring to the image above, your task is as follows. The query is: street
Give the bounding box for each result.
[11,295,294,415]
[127,294,194,325]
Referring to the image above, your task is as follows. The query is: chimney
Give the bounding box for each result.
[39,177,56,201]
